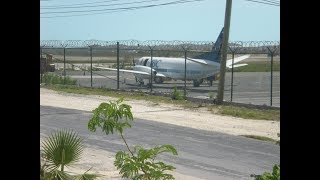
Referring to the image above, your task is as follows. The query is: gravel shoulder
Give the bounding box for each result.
[40,88,279,140]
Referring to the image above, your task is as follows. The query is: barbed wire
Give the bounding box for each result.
[40,40,280,54]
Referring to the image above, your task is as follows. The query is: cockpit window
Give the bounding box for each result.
[143,58,149,66]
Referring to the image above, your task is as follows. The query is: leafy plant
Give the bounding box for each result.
[251,164,280,180]
[171,87,184,100]
[114,145,177,180]
[42,73,77,85]
[88,98,178,179]
[41,129,98,180]
[73,168,99,180]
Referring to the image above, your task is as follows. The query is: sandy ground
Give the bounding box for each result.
[40,88,279,179]
[40,138,202,180]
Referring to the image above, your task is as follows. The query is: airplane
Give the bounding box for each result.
[94,27,250,87]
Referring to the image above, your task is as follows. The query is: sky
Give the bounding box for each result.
[40,0,280,41]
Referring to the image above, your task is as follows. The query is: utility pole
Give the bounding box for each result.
[217,0,232,104]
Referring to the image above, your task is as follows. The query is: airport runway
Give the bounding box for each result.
[54,70,280,107]
[40,106,280,179]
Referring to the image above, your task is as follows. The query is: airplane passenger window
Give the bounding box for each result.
[143,59,149,66]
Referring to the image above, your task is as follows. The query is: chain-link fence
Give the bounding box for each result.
[40,40,280,107]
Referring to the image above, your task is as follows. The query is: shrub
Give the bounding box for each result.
[171,87,184,100]
[42,73,77,85]
[88,98,178,179]
[251,164,280,180]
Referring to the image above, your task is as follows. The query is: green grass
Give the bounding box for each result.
[212,105,280,121]
[228,61,280,72]
[42,85,280,121]
[44,84,189,105]
[41,73,77,85]
[240,135,278,143]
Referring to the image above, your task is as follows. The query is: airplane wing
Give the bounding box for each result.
[94,66,166,77]
[95,66,149,75]
[186,58,208,65]
[188,55,250,68]
[226,55,250,68]
[155,73,166,77]
[227,63,248,68]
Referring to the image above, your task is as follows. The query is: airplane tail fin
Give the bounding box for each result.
[193,27,224,63]
[212,27,224,53]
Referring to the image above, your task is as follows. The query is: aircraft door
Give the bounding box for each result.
[143,59,149,66]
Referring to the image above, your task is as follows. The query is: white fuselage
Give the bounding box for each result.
[136,57,220,80]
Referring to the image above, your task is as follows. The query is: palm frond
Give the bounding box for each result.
[41,169,73,180]
[73,167,100,180]
[41,129,84,171]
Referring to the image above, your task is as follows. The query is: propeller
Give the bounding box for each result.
[132,57,135,66]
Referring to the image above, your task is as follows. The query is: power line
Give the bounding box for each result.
[41,0,124,7]
[41,0,280,7]
[243,0,279,6]
[41,0,204,15]
[41,0,202,18]
[41,9,134,18]
[40,0,279,18]
[260,0,280,4]
[41,0,163,10]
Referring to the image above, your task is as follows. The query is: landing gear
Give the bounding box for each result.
[193,80,201,87]
[136,77,144,86]
[207,76,214,86]
[154,77,163,84]
[146,83,152,88]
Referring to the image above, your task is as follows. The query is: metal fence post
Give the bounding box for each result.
[267,46,275,106]
[90,46,93,88]
[150,48,153,92]
[184,50,187,98]
[147,45,155,92]
[63,48,66,85]
[228,46,238,102]
[231,52,235,102]
[40,47,43,58]
[229,43,244,103]
[40,46,43,84]
[117,42,120,90]
[270,52,274,106]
